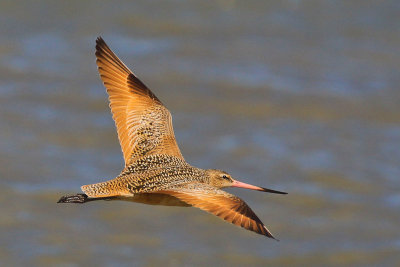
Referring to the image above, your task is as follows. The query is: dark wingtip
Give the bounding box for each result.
[267,233,279,241]
[273,237,280,242]
[96,36,104,43]
[262,226,280,241]
[95,36,107,52]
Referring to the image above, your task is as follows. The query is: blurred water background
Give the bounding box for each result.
[1,0,400,266]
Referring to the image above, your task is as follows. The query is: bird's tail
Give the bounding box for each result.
[80,180,130,198]
[58,179,131,203]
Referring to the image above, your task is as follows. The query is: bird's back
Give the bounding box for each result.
[81,154,206,198]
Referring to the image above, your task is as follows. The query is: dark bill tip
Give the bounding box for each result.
[260,187,288,195]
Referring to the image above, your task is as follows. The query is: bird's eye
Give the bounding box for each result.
[222,175,230,180]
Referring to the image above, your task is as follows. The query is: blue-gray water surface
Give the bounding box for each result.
[0,1,399,266]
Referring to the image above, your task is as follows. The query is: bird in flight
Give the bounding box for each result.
[58,37,287,239]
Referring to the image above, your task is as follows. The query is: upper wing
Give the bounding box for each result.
[158,183,276,239]
[95,37,183,166]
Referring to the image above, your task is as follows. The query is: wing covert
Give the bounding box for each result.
[95,37,183,166]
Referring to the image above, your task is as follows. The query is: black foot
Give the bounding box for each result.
[57,193,89,203]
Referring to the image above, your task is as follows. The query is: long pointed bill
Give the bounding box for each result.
[231,180,287,194]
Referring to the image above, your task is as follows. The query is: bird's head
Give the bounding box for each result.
[205,169,287,195]
[206,169,235,188]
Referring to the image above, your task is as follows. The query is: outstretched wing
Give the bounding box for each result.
[95,37,183,166]
[158,183,276,239]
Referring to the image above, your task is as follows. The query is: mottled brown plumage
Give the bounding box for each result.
[58,37,287,240]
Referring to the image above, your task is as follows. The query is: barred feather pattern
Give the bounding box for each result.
[82,154,207,197]
[76,37,282,239]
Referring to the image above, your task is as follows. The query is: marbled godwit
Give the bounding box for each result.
[58,37,287,239]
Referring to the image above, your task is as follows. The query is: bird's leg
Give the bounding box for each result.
[57,194,116,203]
[57,193,90,204]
